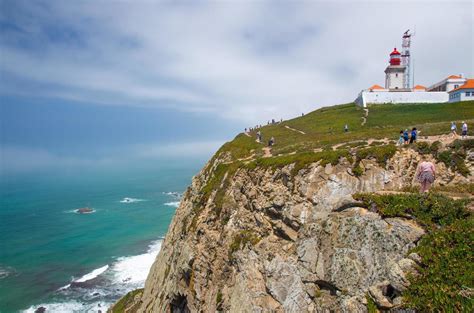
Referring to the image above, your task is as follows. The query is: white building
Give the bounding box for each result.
[428,75,467,92]
[355,47,471,107]
[449,79,474,102]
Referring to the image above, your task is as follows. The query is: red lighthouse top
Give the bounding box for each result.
[389,48,401,66]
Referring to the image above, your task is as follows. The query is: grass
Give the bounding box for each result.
[110,288,144,313]
[228,230,261,257]
[354,193,473,311]
[215,101,474,162]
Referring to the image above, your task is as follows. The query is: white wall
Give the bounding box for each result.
[355,91,448,107]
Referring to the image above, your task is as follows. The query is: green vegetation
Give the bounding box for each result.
[355,144,397,166]
[366,294,378,313]
[110,288,144,313]
[354,193,470,229]
[354,193,473,310]
[245,149,351,175]
[405,218,474,311]
[216,290,223,305]
[228,230,261,256]
[436,139,472,177]
[214,100,473,163]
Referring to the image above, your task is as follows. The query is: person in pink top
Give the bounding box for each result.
[416,157,436,193]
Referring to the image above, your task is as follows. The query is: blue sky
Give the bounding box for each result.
[1,0,473,173]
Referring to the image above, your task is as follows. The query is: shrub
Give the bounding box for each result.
[353,193,470,229]
[404,218,474,311]
[228,230,261,256]
[356,144,397,166]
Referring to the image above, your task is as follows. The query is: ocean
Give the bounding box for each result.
[0,159,204,312]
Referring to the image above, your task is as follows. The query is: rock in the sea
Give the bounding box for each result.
[34,307,46,313]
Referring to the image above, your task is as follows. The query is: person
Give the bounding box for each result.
[257,130,262,142]
[462,121,468,139]
[397,130,404,146]
[344,124,349,132]
[409,127,417,144]
[451,122,457,138]
[270,136,275,146]
[245,128,247,133]
[268,137,274,147]
[403,129,409,144]
[416,157,436,193]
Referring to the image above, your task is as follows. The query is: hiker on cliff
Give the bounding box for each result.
[451,122,457,138]
[409,128,417,144]
[268,136,275,147]
[257,131,262,143]
[416,157,436,193]
[397,130,404,146]
[462,121,468,139]
[403,129,409,144]
[344,124,349,132]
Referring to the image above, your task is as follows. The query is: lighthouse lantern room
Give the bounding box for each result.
[384,48,406,90]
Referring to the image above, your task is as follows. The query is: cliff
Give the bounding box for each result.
[111,102,474,312]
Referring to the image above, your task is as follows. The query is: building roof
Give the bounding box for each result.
[446,75,462,80]
[413,85,427,90]
[368,84,384,91]
[390,48,401,56]
[449,79,474,93]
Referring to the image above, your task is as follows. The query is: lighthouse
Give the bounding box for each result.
[384,48,407,90]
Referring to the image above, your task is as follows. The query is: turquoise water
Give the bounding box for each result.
[0,160,204,312]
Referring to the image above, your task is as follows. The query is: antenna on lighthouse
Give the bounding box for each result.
[401,29,412,88]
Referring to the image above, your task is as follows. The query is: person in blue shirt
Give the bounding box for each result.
[409,127,417,144]
[403,129,409,144]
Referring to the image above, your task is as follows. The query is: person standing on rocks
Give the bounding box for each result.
[416,157,436,193]
[409,127,417,144]
[461,121,468,139]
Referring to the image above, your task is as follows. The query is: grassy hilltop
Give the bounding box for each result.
[222,100,474,160]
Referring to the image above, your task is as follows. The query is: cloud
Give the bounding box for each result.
[0,140,224,174]
[1,0,472,123]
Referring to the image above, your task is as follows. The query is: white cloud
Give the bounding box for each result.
[1,0,472,123]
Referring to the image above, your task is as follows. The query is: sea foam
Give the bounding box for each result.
[164,201,180,207]
[24,240,163,313]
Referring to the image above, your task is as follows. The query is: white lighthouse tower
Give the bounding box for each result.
[384,48,406,90]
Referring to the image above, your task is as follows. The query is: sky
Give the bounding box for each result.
[1,0,473,174]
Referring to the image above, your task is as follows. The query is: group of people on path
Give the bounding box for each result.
[397,128,418,146]
[450,121,469,139]
[255,130,275,147]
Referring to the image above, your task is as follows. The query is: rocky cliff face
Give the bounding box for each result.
[119,148,471,312]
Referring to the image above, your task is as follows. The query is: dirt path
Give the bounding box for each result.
[284,125,306,135]
[262,147,272,158]
[244,132,251,137]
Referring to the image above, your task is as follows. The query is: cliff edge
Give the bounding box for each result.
[111,101,474,312]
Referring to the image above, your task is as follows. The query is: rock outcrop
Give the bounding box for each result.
[113,148,470,312]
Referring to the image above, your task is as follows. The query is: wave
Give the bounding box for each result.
[24,240,162,313]
[163,191,183,199]
[75,265,109,283]
[119,197,145,203]
[163,201,180,208]
[0,265,16,279]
